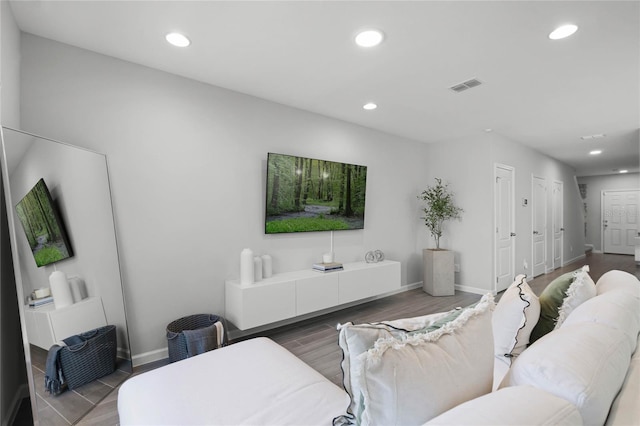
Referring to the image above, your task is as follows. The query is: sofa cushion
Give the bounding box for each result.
[492,274,540,363]
[501,323,631,426]
[606,333,640,426]
[337,310,451,420]
[424,385,583,425]
[596,270,640,297]
[351,294,495,426]
[562,288,640,352]
[529,266,594,343]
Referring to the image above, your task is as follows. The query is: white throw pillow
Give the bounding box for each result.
[554,265,596,329]
[501,323,631,426]
[337,310,451,420]
[352,293,495,426]
[492,274,540,363]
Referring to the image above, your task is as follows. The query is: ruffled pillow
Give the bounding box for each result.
[347,294,495,426]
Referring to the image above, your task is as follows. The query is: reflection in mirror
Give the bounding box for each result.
[0,127,131,425]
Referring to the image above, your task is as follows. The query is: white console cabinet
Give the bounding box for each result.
[23,297,108,350]
[225,260,400,330]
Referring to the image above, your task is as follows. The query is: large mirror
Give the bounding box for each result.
[0,127,131,425]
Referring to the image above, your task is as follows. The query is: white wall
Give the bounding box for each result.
[17,33,586,362]
[490,133,586,275]
[415,137,494,292]
[578,173,640,251]
[0,1,27,423]
[19,34,433,359]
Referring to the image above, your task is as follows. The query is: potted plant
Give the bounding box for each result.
[418,178,463,296]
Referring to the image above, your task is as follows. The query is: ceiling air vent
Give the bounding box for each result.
[450,78,483,93]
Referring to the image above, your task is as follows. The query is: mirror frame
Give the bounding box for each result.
[0,126,131,425]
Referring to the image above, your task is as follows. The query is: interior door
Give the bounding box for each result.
[552,181,564,269]
[532,176,547,277]
[495,164,515,292]
[603,190,639,255]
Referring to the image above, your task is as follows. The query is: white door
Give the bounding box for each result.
[495,164,515,292]
[532,176,547,277]
[602,190,639,255]
[552,181,564,269]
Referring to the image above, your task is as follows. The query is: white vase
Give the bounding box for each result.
[240,248,254,285]
[50,270,73,309]
[253,256,263,282]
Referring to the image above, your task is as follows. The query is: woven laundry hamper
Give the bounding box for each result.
[59,325,117,390]
[166,314,227,363]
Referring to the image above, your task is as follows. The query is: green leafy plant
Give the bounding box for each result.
[418,178,463,249]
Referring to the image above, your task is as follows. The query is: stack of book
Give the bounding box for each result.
[312,262,344,273]
[29,296,54,307]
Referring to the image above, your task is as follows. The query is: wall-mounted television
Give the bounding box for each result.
[15,178,74,267]
[265,153,367,234]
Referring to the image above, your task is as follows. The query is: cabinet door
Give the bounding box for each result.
[369,262,401,295]
[296,274,339,316]
[339,267,376,304]
[242,281,296,330]
[49,298,107,341]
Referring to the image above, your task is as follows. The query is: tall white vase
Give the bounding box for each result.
[240,249,254,285]
[253,256,263,282]
[50,270,73,309]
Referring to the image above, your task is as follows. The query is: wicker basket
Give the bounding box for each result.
[59,325,117,390]
[166,314,226,363]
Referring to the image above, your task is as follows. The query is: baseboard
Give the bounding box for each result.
[563,253,587,266]
[454,284,491,295]
[117,346,131,361]
[2,384,29,426]
[131,347,168,368]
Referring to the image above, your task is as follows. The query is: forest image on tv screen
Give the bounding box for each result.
[16,179,73,267]
[266,153,367,234]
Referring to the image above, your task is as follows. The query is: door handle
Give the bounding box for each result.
[560,228,565,231]
[510,232,516,237]
[533,230,539,235]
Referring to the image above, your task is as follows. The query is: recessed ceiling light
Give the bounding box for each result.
[363,102,378,110]
[165,32,191,47]
[549,24,578,40]
[619,170,629,174]
[589,150,602,155]
[355,30,384,47]
[484,128,493,133]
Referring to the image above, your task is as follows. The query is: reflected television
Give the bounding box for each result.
[265,153,367,234]
[15,178,74,267]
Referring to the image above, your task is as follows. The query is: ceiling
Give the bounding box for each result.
[8,0,640,176]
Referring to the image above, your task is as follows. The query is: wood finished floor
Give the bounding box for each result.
[17,252,638,425]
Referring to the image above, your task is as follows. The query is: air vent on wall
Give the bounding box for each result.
[450,78,483,93]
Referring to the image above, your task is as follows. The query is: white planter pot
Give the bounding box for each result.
[422,249,455,296]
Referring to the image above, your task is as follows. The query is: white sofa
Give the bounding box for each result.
[118,269,639,425]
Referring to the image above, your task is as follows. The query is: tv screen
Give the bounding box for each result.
[265,153,367,234]
[15,178,74,267]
